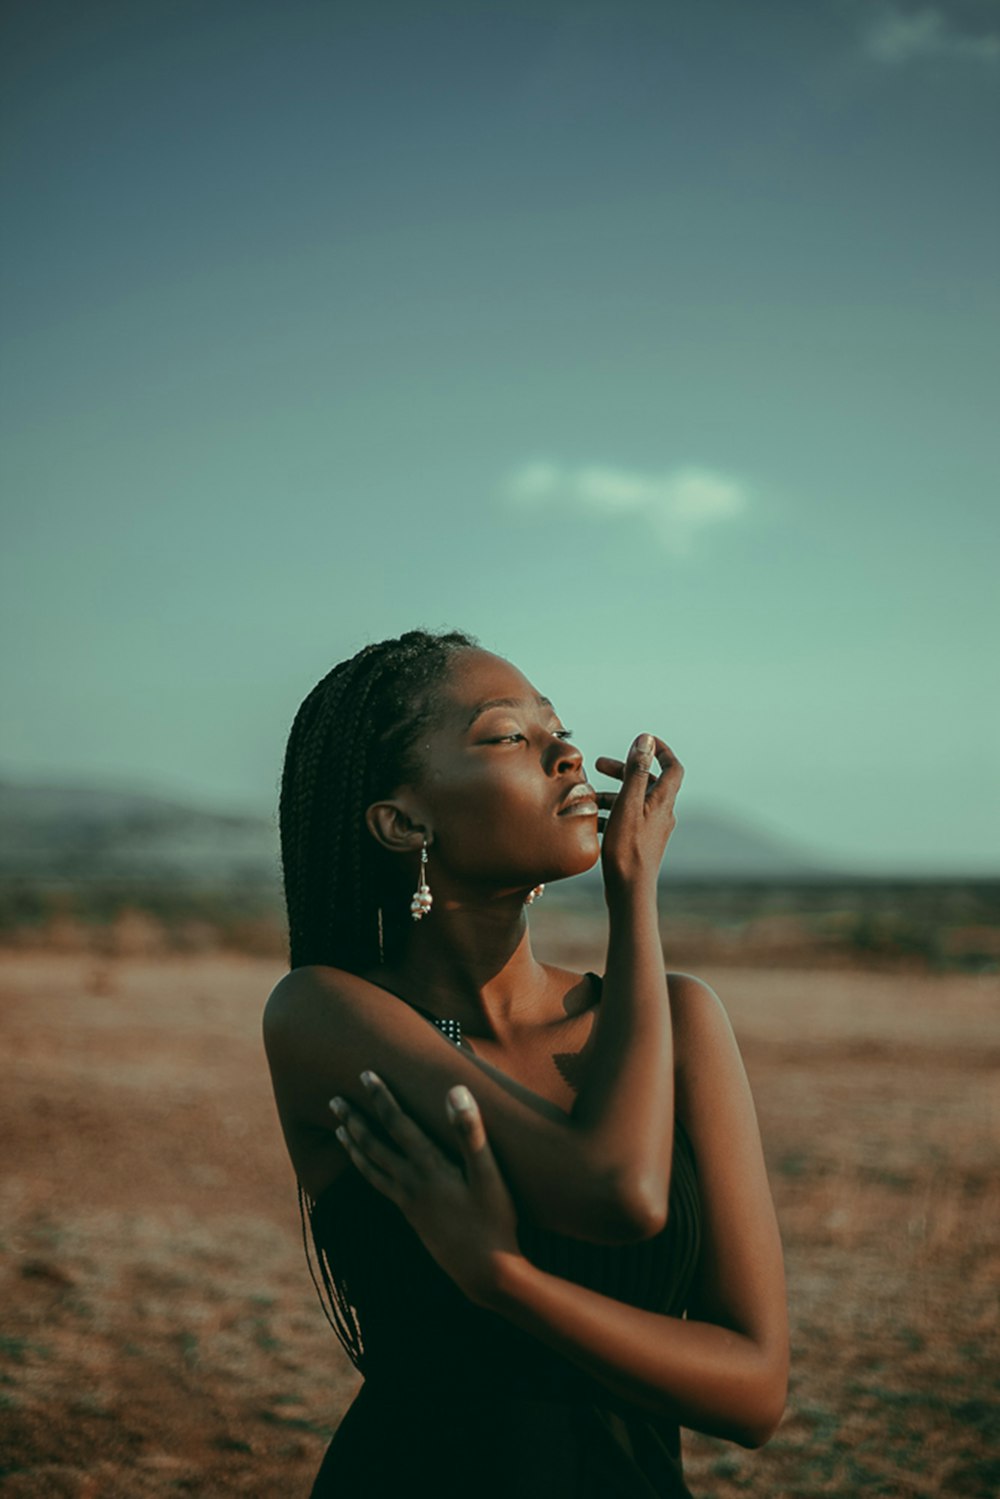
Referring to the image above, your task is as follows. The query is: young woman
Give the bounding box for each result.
[264,627,788,1498]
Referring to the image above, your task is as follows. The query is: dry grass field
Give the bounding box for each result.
[0,926,996,1497]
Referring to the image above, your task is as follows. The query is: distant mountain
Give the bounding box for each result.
[0,779,280,884]
[0,778,828,885]
[657,806,825,879]
[562,805,824,882]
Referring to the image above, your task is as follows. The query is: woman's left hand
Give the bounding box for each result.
[330,1074,523,1306]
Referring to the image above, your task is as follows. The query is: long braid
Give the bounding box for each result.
[278,627,478,1370]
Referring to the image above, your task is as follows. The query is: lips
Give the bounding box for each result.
[557,782,599,816]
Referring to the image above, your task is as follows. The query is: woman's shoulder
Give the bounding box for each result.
[666,970,728,1023]
[263,963,363,1048]
[560,966,729,1045]
[267,961,338,1008]
[664,972,748,1127]
[581,967,725,1012]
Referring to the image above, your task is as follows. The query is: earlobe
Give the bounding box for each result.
[365,800,429,855]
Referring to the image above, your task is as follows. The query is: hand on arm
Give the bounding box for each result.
[332,980,788,1449]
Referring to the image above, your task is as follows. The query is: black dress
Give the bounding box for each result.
[305,973,702,1498]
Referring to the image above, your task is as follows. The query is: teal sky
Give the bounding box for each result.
[2,0,998,874]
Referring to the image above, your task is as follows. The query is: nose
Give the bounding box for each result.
[546,732,583,776]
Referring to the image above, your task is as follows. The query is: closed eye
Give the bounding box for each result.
[490,728,574,743]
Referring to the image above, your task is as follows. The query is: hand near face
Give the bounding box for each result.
[330,1073,523,1307]
[594,733,684,897]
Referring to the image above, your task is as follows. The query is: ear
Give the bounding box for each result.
[365,799,430,855]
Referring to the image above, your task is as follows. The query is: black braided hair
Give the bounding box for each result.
[279,626,479,976]
[279,626,479,1371]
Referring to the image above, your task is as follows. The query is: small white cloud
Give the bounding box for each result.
[504,461,565,505]
[576,466,653,514]
[864,6,1000,64]
[501,460,748,556]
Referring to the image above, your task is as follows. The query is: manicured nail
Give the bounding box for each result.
[448,1085,474,1112]
[360,1071,378,1089]
[335,1125,349,1145]
[637,734,654,755]
[330,1096,347,1116]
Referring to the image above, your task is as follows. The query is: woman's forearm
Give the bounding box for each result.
[480,1251,787,1449]
[570,885,674,1230]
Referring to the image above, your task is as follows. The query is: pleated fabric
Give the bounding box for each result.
[304,973,702,1498]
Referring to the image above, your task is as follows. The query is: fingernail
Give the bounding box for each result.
[360,1071,378,1089]
[335,1125,349,1145]
[448,1085,474,1112]
[637,734,654,755]
[330,1096,347,1116]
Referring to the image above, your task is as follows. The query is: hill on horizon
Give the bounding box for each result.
[0,776,828,885]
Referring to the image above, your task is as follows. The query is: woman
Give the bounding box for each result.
[264,627,788,1497]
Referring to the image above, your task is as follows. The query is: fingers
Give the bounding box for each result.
[595,736,657,822]
[593,791,615,837]
[595,737,683,803]
[594,755,625,780]
[596,734,655,786]
[445,1084,487,1152]
[647,736,684,802]
[332,1119,401,1200]
[331,1078,456,1204]
[330,1094,402,1176]
[356,1071,437,1168]
[446,1086,507,1197]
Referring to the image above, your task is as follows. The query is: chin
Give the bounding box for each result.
[576,839,602,875]
[543,837,601,884]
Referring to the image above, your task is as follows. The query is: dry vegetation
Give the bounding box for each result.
[0,907,997,1497]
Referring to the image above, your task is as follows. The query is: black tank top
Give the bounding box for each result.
[302,972,702,1497]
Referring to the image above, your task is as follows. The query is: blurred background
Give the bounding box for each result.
[2,2,997,1496]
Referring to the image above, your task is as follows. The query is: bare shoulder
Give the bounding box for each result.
[666,970,734,1035]
[665,971,743,1090]
[263,964,360,1059]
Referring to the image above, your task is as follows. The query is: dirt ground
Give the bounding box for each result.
[0,941,996,1498]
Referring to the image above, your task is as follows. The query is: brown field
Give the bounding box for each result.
[0,931,997,1497]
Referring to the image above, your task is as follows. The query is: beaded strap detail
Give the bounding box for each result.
[428,1014,462,1047]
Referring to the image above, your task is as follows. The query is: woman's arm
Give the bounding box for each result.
[333,976,788,1447]
[577,735,681,1228]
[481,1261,783,1448]
[476,979,789,1447]
[266,734,683,1245]
[572,880,674,1230]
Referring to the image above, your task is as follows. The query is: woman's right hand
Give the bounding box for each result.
[594,734,683,900]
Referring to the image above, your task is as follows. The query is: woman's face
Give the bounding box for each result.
[400,648,601,891]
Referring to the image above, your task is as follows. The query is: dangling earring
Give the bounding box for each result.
[377,906,385,965]
[525,884,545,905]
[410,836,433,920]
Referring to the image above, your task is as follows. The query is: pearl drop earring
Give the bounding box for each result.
[410,837,433,920]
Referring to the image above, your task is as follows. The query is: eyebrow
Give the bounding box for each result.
[465,695,554,730]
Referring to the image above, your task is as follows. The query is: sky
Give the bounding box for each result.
[2,0,998,875]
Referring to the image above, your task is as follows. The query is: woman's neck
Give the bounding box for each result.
[375,894,555,1042]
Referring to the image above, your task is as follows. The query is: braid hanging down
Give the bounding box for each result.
[278,627,478,1370]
